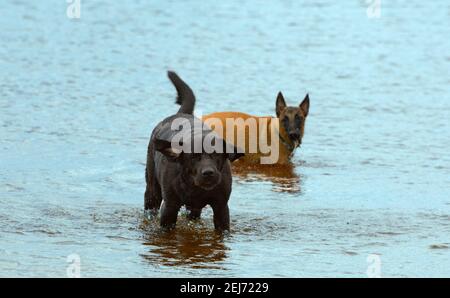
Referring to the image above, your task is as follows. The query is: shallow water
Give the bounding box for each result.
[1,0,450,277]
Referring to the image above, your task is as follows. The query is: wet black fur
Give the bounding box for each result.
[144,71,242,231]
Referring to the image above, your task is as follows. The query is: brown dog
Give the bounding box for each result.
[202,92,309,165]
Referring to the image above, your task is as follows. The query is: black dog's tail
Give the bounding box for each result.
[167,71,195,115]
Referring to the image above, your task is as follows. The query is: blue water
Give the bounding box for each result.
[1,0,449,277]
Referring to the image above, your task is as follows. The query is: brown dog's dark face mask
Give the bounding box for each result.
[276,92,310,147]
[155,138,244,190]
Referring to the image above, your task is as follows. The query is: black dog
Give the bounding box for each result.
[144,71,244,231]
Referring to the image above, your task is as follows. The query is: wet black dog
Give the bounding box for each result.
[144,71,244,231]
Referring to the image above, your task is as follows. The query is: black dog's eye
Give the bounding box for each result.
[211,153,225,168]
[213,152,224,160]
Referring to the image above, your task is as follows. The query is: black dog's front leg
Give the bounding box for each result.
[160,200,181,229]
[211,203,230,231]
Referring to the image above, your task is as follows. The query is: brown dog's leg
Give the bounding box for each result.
[211,203,230,231]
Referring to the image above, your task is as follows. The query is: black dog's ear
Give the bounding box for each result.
[154,139,182,161]
[228,151,245,162]
[276,91,286,118]
[299,93,310,117]
[222,139,245,162]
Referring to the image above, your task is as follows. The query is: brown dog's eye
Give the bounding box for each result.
[283,117,289,126]
[295,115,302,127]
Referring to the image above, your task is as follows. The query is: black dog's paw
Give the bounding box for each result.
[160,224,176,232]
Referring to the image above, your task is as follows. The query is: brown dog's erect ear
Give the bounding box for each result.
[276,91,287,118]
[299,94,310,117]
[154,139,182,161]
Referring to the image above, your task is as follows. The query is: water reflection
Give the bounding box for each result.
[140,217,229,269]
[232,162,301,193]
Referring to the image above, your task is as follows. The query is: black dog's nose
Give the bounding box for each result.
[202,169,215,177]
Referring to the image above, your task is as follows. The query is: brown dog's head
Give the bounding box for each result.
[155,136,244,190]
[275,92,310,147]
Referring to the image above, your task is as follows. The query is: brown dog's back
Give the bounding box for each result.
[202,112,292,165]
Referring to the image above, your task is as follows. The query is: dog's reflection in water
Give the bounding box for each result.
[232,161,301,194]
[140,163,300,268]
[140,215,228,269]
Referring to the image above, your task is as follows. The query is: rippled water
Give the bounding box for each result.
[1,0,449,277]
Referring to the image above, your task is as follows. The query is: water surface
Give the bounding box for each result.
[1,0,449,277]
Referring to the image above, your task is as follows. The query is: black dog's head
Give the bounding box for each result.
[155,134,244,190]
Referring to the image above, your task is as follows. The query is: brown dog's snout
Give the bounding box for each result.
[289,132,300,139]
